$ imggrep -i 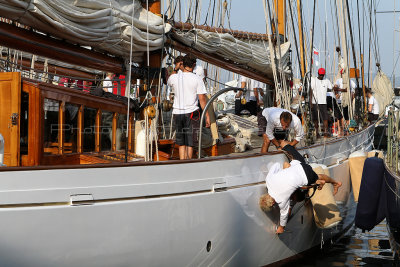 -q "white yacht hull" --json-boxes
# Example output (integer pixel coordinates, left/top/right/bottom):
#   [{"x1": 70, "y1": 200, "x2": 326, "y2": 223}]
[{"x1": 0, "y1": 126, "x2": 374, "y2": 266}]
